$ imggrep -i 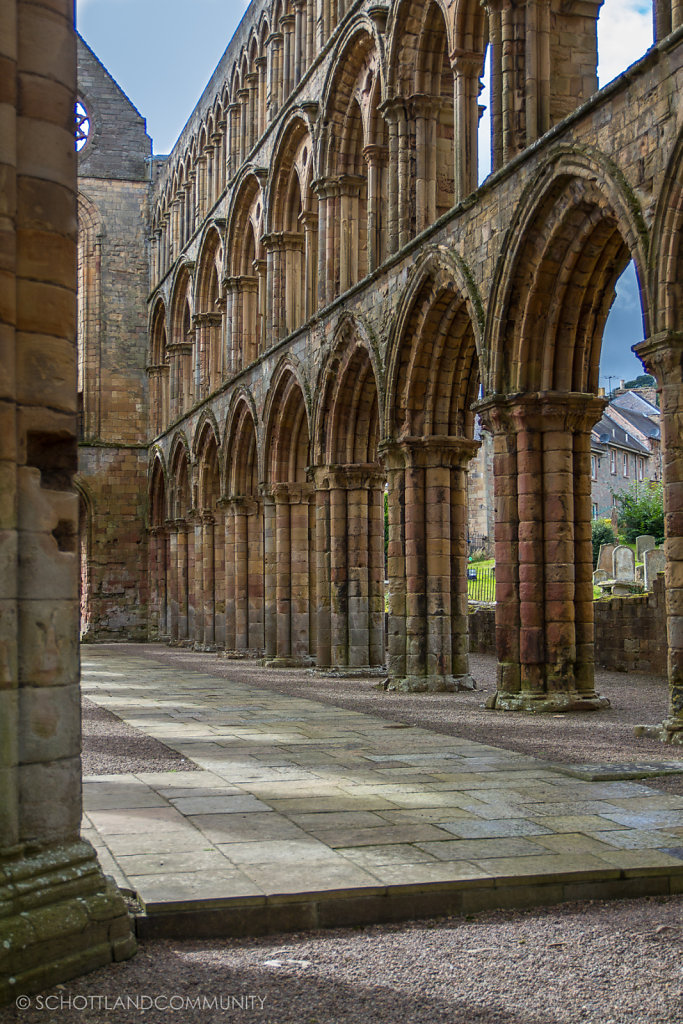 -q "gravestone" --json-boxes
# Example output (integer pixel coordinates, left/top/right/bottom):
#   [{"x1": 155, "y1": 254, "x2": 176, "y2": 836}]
[
  {"x1": 613, "y1": 545, "x2": 635, "y2": 581},
  {"x1": 593, "y1": 569, "x2": 609, "y2": 585},
  {"x1": 644, "y1": 548, "x2": 666, "y2": 590},
  {"x1": 597, "y1": 543, "x2": 615, "y2": 572},
  {"x1": 635, "y1": 564, "x2": 644, "y2": 582},
  {"x1": 636, "y1": 535, "x2": 656, "y2": 561}
]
